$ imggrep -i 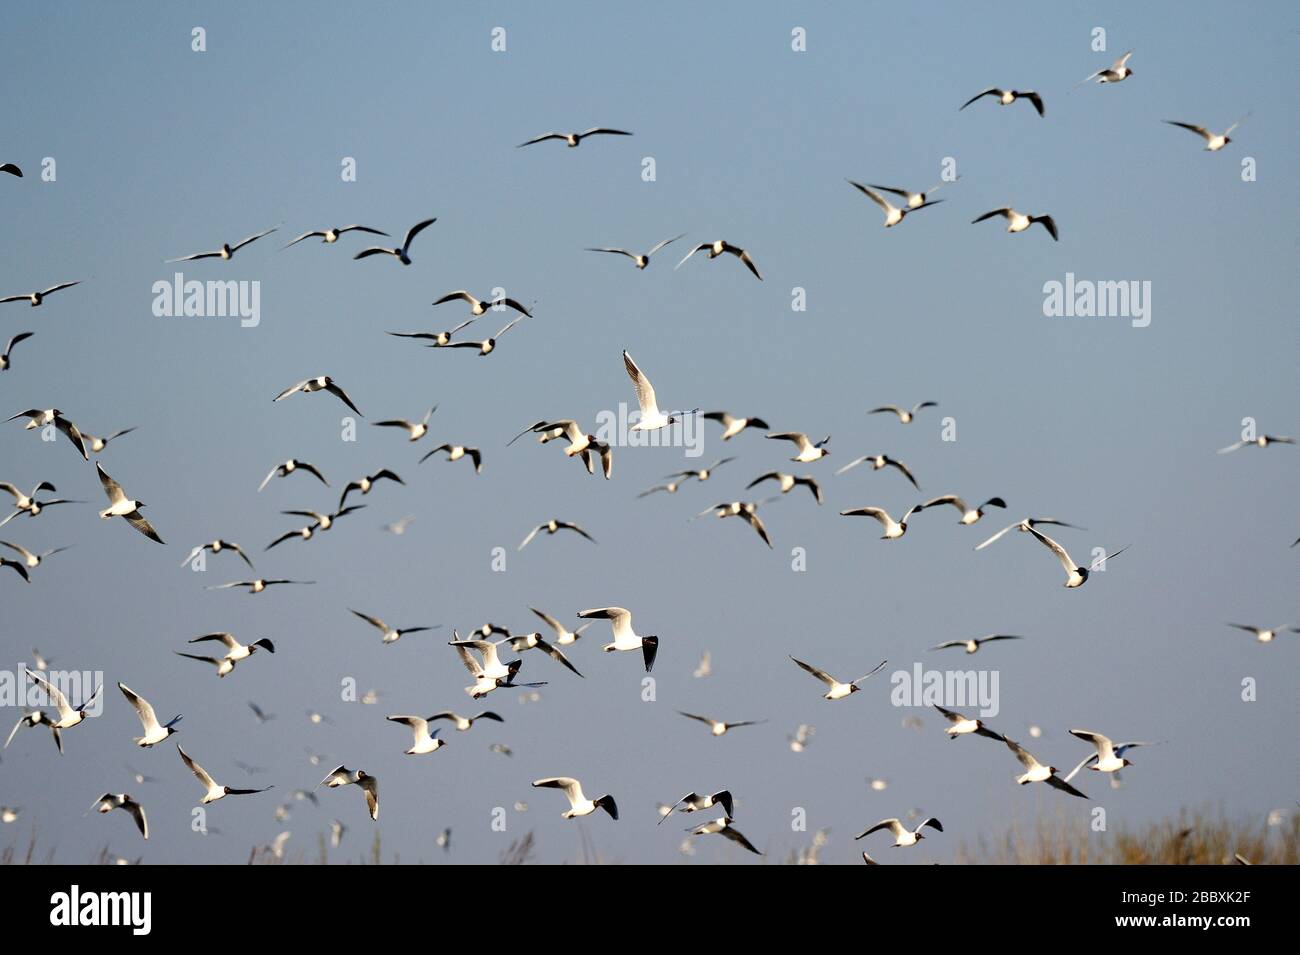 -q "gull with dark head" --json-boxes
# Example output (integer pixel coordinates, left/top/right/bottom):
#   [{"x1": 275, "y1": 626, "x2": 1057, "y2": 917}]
[
  {"x1": 8, "y1": 408, "x2": 88, "y2": 458},
  {"x1": 273, "y1": 376, "x2": 362, "y2": 416},
  {"x1": 0, "y1": 332, "x2": 33, "y2": 371},
  {"x1": 205, "y1": 578, "x2": 314, "y2": 595},
  {"x1": 578, "y1": 607, "x2": 659, "y2": 672},
  {"x1": 432, "y1": 290, "x2": 532, "y2": 318},
  {"x1": 789, "y1": 656, "x2": 887, "y2": 701},
  {"x1": 835, "y1": 453, "x2": 920, "y2": 490},
  {"x1": 767, "y1": 431, "x2": 830, "y2": 462},
  {"x1": 350, "y1": 609, "x2": 436, "y2": 646},
  {"x1": 622, "y1": 350, "x2": 696, "y2": 432},
  {"x1": 0, "y1": 281, "x2": 81, "y2": 307},
  {"x1": 352, "y1": 217, "x2": 435, "y2": 265},
  {"x1": 586, "y1": 233, "x2": 685, "y2": 269},
  {"x1": 27, "y1": 668, "x2": 100, "y2": 740},
  {"x1": 178, "y1": 745, "x2": 272, "y2": 803},
  {"x1": 676, "y1": 240, "x2": 762, "y2": 280},
  {"x1": 531, "y1": 607, "x2": 588, "y2": 646},
  {"x1": 518, "y1": 518, "x2": 596, "y2": 552},
  {"x1": 930, "y1": 634, "x2": 1023, "y2": 655},
  {"x1": 848, "y1": 180, "x2": 944, "y2": 227},
  {"x1": 258, "y1": 458, "x2": 328, "y2": 493},
  {"x1": 421, "y1": 443, "x2": 482, "y2": 471},
  {"x1": 387, "y1": 319, "x2": 477, "y2": 348},
  {"x1": 677, "y1": 712, "x2": 765, "y2": 737},
  {"x1": 933, "y1": 704, "x2": 1004, "y2": 740},
  {"x1": 921, "y1": 494, "x2": 1006, "y2": 525},
  {"x1": 972, "y1": 207, "x2": 1058, "y2": 241},
  {"x1": 531, "y1": 777, "x2": 618, "y2": 820},
  {"x1": 180, "y1": 539, "x2": 253, "y2": 570},
  {"x1": 430, "y1": 710, "x2": 503, "y2": 732},
  {"x1": 702, "y1": 410, "x2": 769, "y2": 440},
  {"x1": 167, "y1": 227, "x2": 276, "y2": 262},
  {"x1": 1075, "y1": 51, "x2": 1134, "y2": 88},
  {"x1": 960, "y1": 87, "x2": 1044, "y2": 116},
  {"x1": 95, "y1": 463, "x2": 163, "y2": 543},
  {"x1": 1024, "y1": 525, "x2": 1127, "y2": 588},
  {"x1": 91, "y1": 793, "x2": 148, "y2": 839},
  {"x1": 841, "y1": 503, "x2": 923, "y2": 540},
  {"x1": 118, "y1": 683, "x2": 182, "y2": 747},
  {"x1": 1164, "y1": 114, "x2": 1249, "y2": 152},
  {"x1": 338, "y1": 469, "x2": 403, "y2": 509},
  {"x1": 81, "y1": 427, "x2": 136, "y2": 454},
  {"x1": 445, "y1": 316, "x2": 524, "y2": 356},
  {"x1": 319, "y1": 766, "x2": 379, "y2": 820},
  {"x1": 373, "y1": 407, "x2": 435, "y2": 442},
  {"x1": 0, "y1": 540, "x2": 68, "y2": 571},
  {"x1": 688, "y1": 816, "x2": 761, "y2": 855},
  {"x1": 1218, "y1": 433, "x2": 1292, "y2": 453},
  {"x1": 747, "y1": 472, "x2": 822, "y2": 503},
  {"x1": 1063, "y1": 730, "x2": 1156, "y2": 782},
  {"x1": 385, "y1": 716, "x2": 447, "y2": 755},
  {"x1": 283, "y1": 224, "x2": 388, "y2": 249},
  {"x1": 1226, "y1": 622, "x2": 1297, "y2": 644},
  {"x1": 1003, "y1": 737, "x2": 1087, "y2": 798},
  {"x1": 508, "y1": 631, "x2": 583, "y2": 677},
  {"x1": 658, "y1": 790, "x2": 733, "y2": 824},
  {"x1": 856, "y1": 816, "x2": 943, "y2": 847},
  {"x1": 974, "y1": 517, "x2": 1084, "y2": 552},
  {"x1": 518, "y1": 127, "x2": 631, "y2": 149}
]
